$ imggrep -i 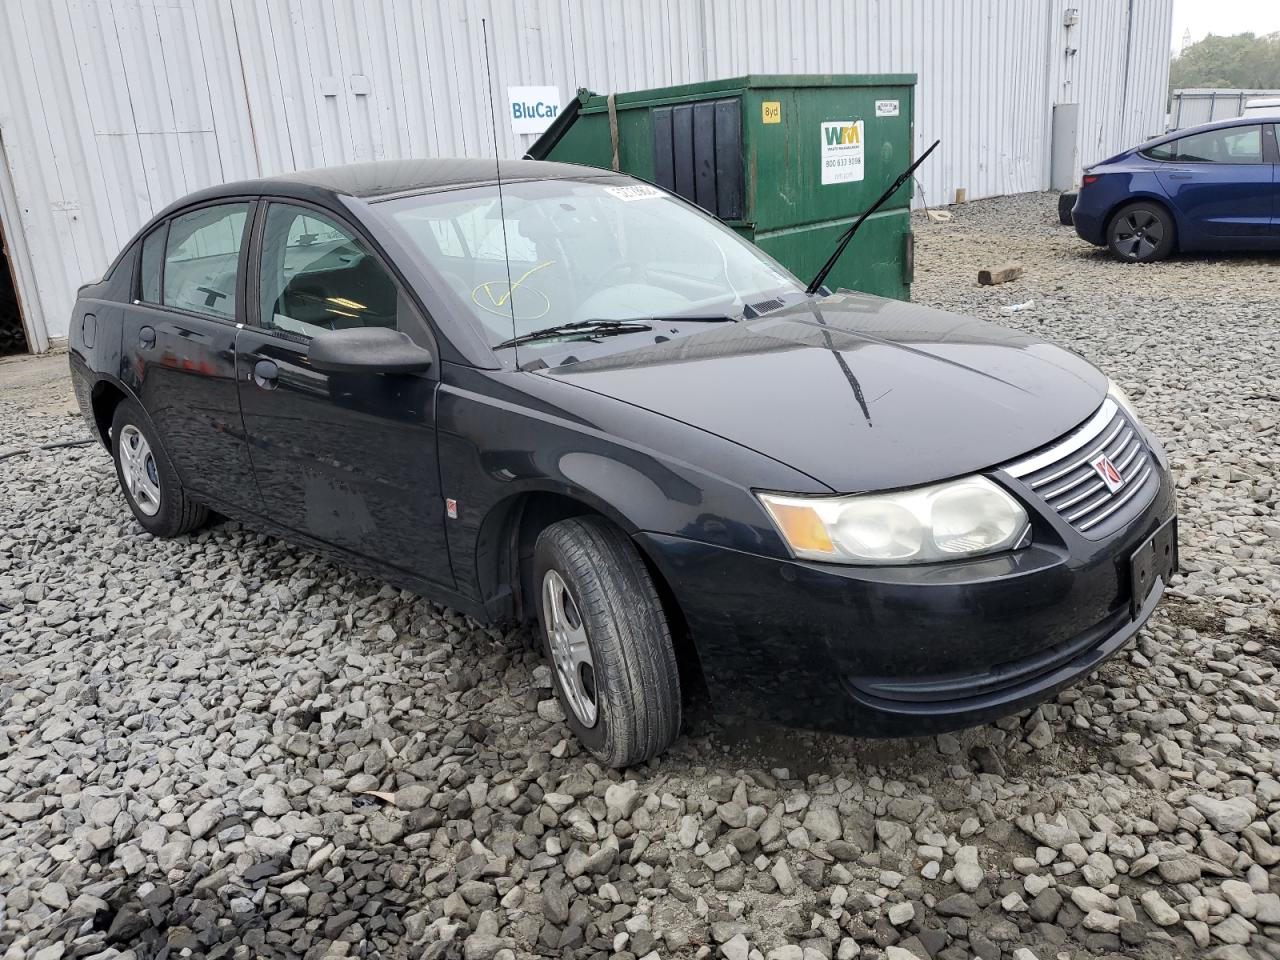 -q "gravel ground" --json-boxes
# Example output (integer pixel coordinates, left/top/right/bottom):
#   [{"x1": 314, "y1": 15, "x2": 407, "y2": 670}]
[{"x1": 2, "y1": 192, "x2": 1279, "y2": 960}]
